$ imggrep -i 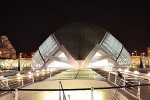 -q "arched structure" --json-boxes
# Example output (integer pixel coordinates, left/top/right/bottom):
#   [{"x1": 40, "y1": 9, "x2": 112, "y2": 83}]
[{"x1": 32, "y1": 22, "x2": 131, "y2": 69}]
